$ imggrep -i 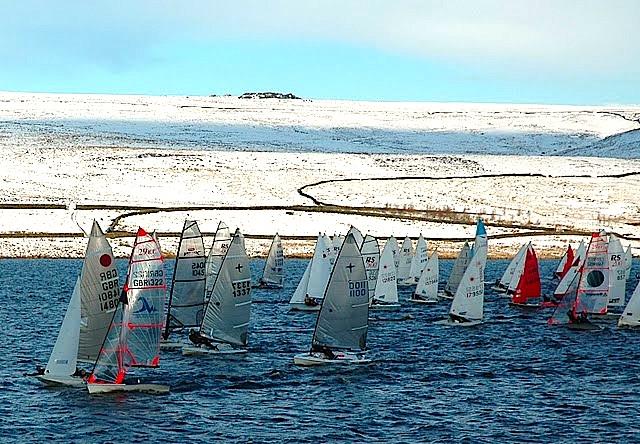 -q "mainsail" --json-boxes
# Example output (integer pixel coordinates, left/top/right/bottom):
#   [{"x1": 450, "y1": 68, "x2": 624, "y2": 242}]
[
  {"x1": 164, "y1": 220, "x2": 206, "y2": 337},
  {"x1": 407, "y1": 234, "x2": 428, "y2": 284},
  {"x1": 360, "y1": 235, "x2": 380, "y2": 302},
  {"x1": 312, "y1": 233, "x2": 368, "y2": 351},
  {"x1": 78, "y1": 220, "x2": 120, "y2": 363},
  {"x1": 449, "y1": 253, "x2": 484, "y2": 322},
  {"x1": 624, "y1": 245, "x2": 633, "y2": 280},
  {"x1": 89, "y1": 228, "x2": 166, "y2": 384},
  {"x1": 347, "y1": 226, "x2": 364, "y2": 249},
  {"x1": 374, "y1": 239, "x2": 398, "y2": 303},
  {"x1": 496, "y1": 243, "x2": 528, "y2": 291},
  {"x1": 608, "y1": 234, "x2": 626, "y2": 308},
  {"x1": 306, "y1": 234, "x2": 333, "y2": 300},
  {"x1": 619, "y1": 280, "x2": 640, "y2": 328},
  {"x1": 386, "y1": 236, "x2": 400, "y2": 270},
  {"x1": 414, "y1": 252, "x2": 439, "y2": 302},
  {"x1": 444, "y1": 241, "x2": 471, "y2": 296},
  {"x1": 576, "y1": 232, "x2": 609, "y2": 314},
  {"x1": 506, "y1": 243, "x2": 529, "y2": 295},
  {"x1": 555, "y1": 244, "x2": 575, "y2": 279},
  {"x1": 260, "y1": 233, "x2": 284, "y2": 287},
  {"x1": 205, "y1": 221, "x2": 231, "y2": 295},
  {"x1": 397, "y1": 236, "x2": 414, "y2": 282},
  {"x1": 471, "y1": 219, "x2": 488, "y2": 282},
  {"x1": 200, "y1": 230, "x2": 251, "y2": 346}
]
